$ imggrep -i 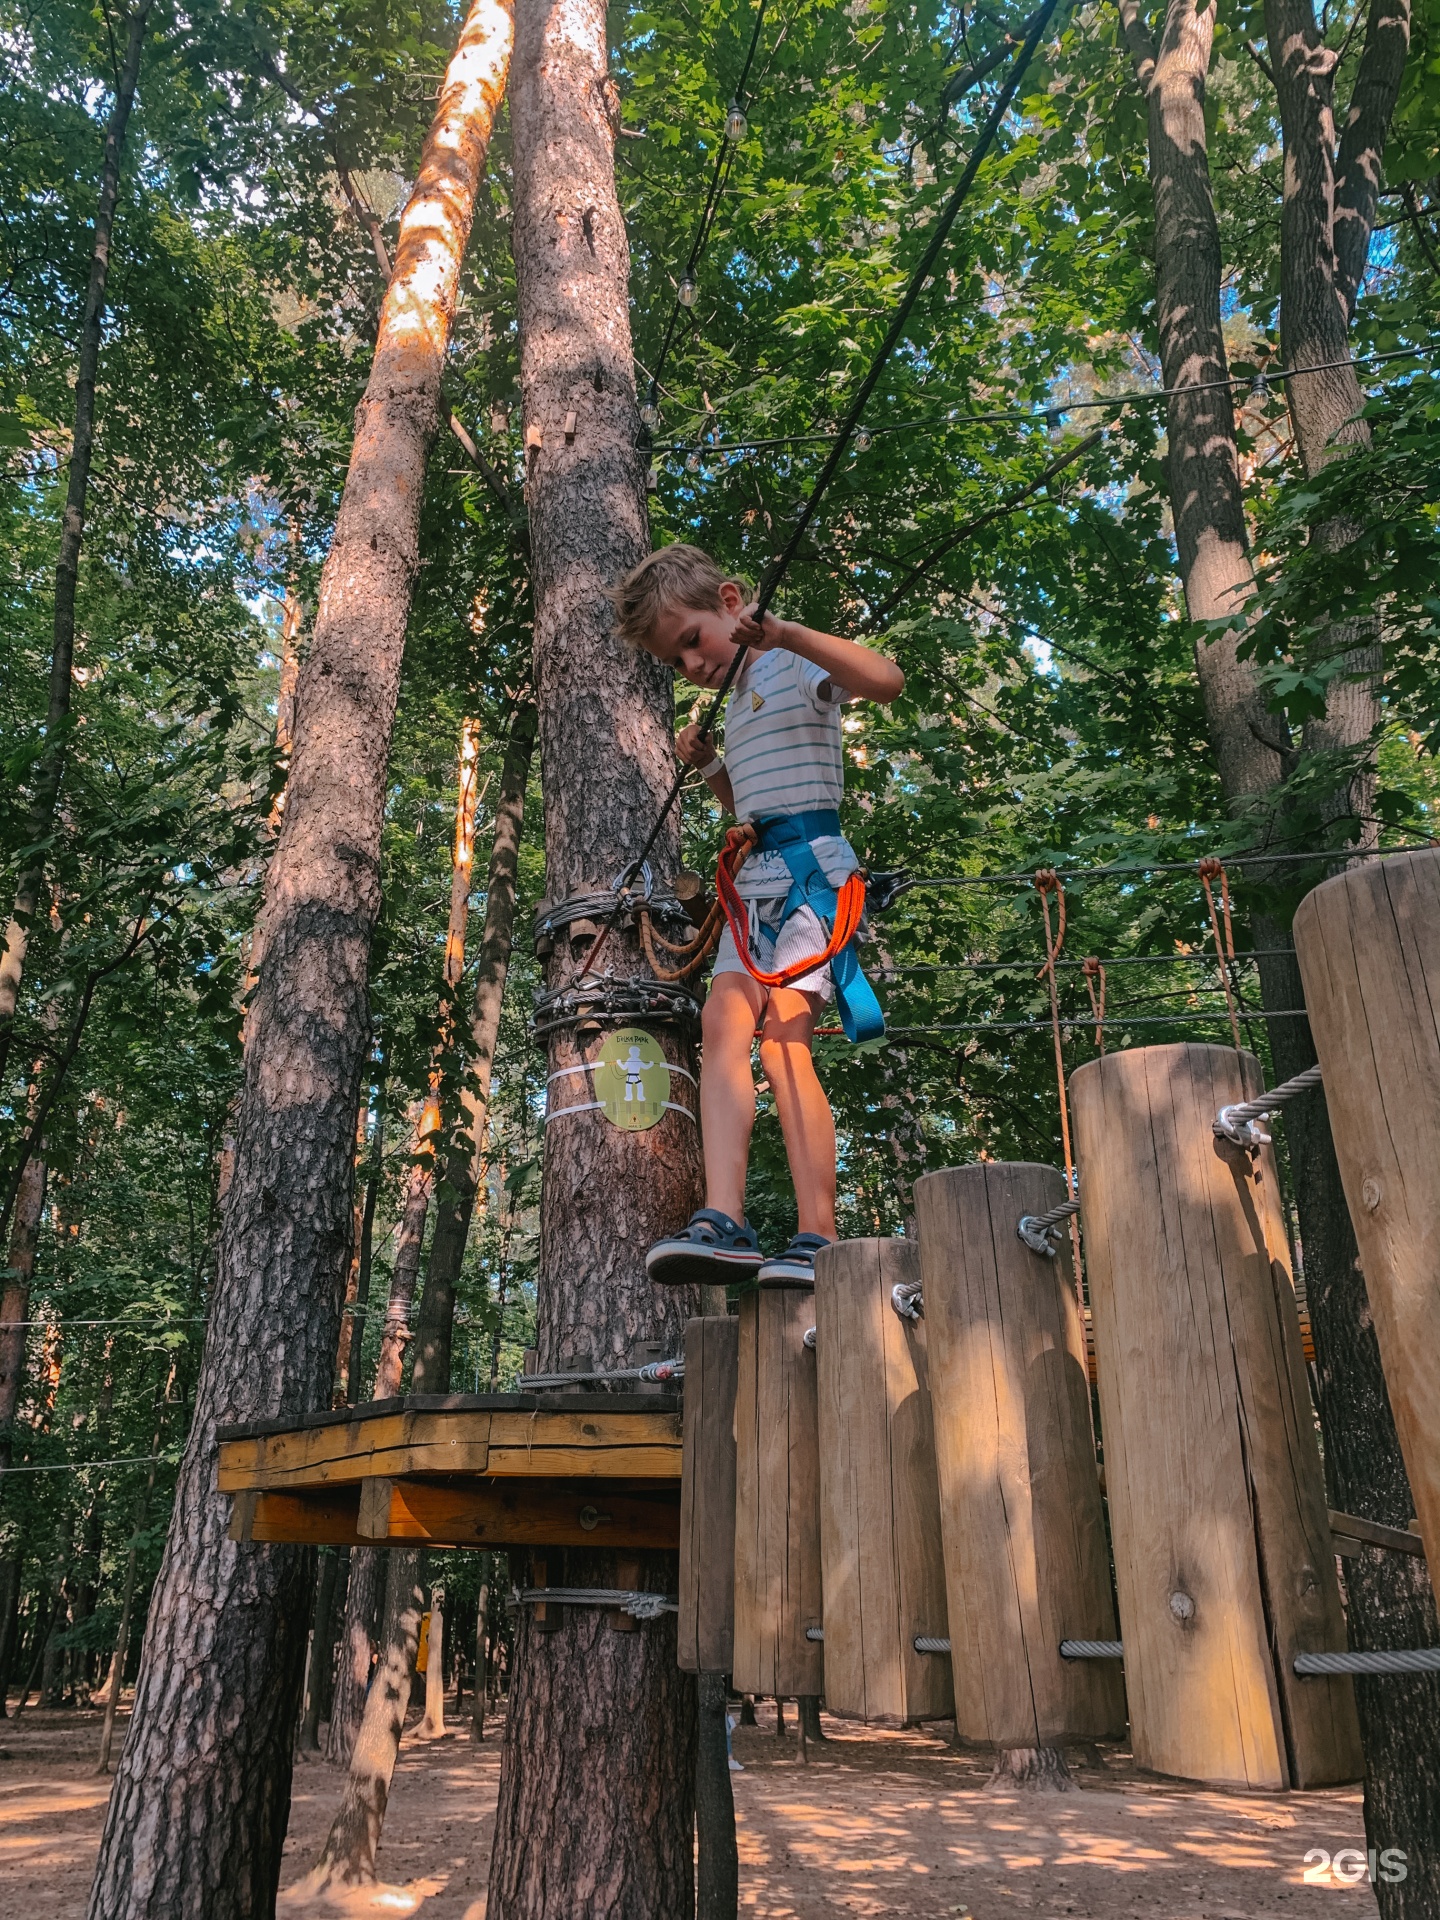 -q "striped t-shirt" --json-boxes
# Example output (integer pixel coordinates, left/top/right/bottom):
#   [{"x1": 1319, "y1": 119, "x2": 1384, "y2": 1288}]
[{"x1": 722, "y1": 647, "x2": 859, "y2": 899}]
